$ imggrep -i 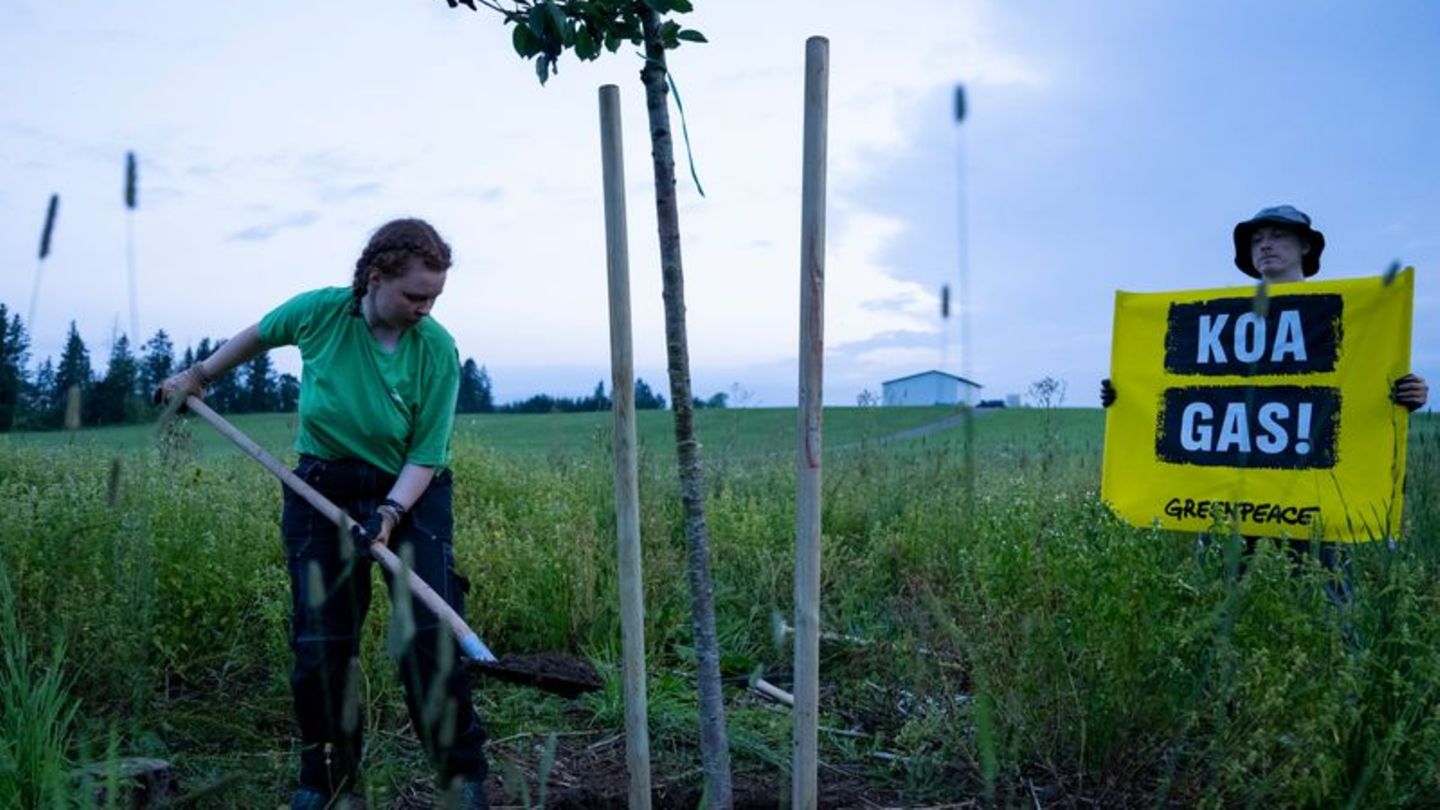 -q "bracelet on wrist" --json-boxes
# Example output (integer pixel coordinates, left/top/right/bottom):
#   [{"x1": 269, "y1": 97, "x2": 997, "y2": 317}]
[
  {"x1": 189, "y1": 362, "x2": 214, "y2": 388},
  {"x1": 378, "y1": 501, "x2": 405, "y2": 529},
  {"x1": 377, "y1": 507, "x2": 400, "y2": 529}
]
